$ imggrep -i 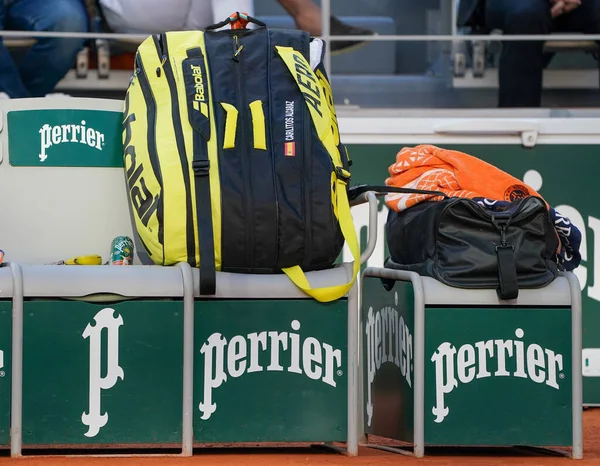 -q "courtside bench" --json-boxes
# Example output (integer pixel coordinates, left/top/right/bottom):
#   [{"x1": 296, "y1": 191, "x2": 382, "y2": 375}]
[
  {"x1": 0, "y1": 97, "x2": 378, "y2": 457},
  {"x1": 0, "y1": 265, "x2": 15, "y2": 449},
  {"x1": 360, "y1": 267, "x2": 583, "y2": 459}
]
